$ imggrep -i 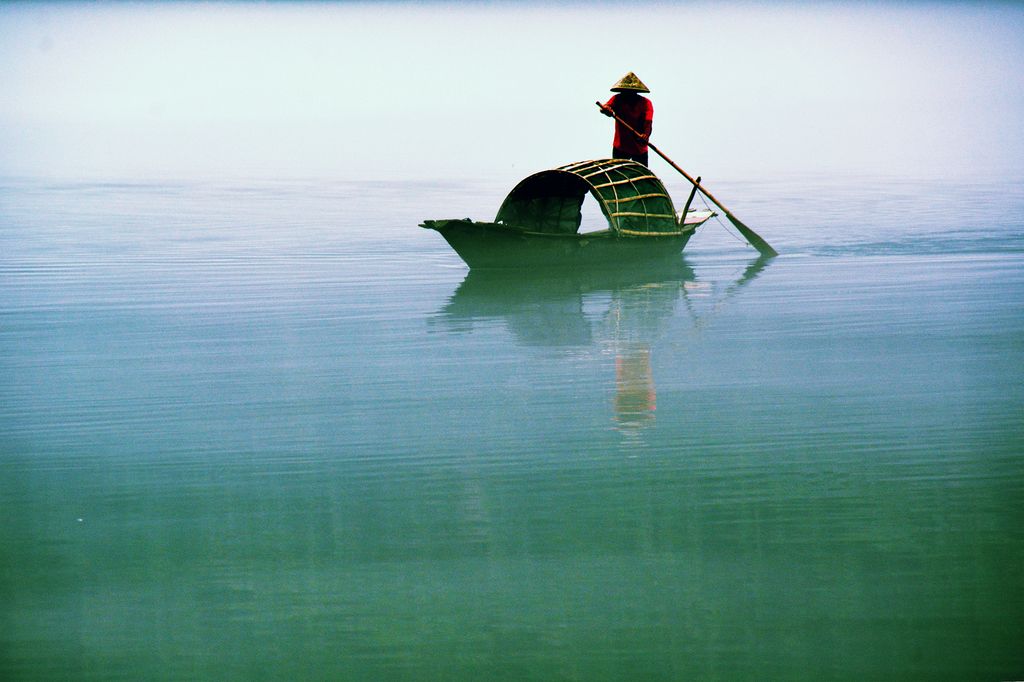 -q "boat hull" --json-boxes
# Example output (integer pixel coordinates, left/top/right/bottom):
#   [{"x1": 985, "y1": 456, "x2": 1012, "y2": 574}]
[{"x1": 421, "y1": 219, "x2": 695, "y2": 270}]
